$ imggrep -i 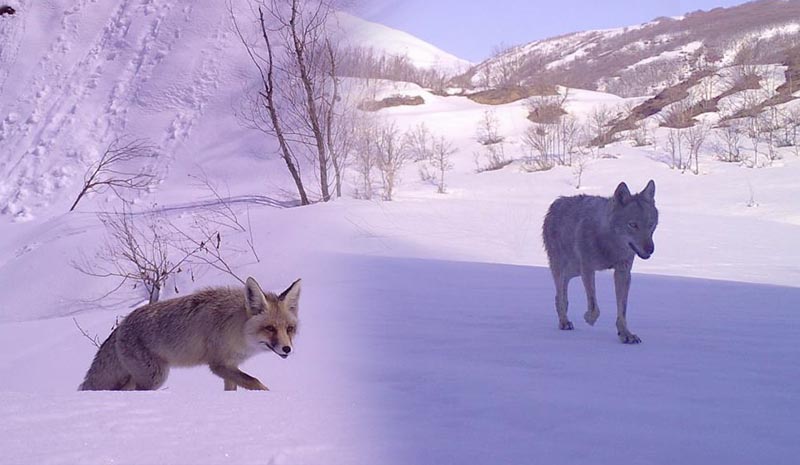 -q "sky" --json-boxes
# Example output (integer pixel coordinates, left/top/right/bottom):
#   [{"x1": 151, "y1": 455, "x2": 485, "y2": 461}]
[{"x1": 346, "y1": 0, "x2": 750, "y2": 62}]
